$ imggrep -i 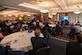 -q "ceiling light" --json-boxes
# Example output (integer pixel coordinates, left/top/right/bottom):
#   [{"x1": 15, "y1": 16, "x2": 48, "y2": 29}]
[
  {"x1": 19, "y1": 17, "x2": 23, "y2": 20},
  {"x1": 27, "y1": 14, "x2": 31, "y2": 16},
  {"x1": 3, "y1": 15, "x2": 7, "y2": 17},
  {"x1": 8, "y1": 14, "x2": 12, "y2": 16},
  {"x1": 73, "y1": 11, "x2": 81, "y2": 14},
  {"x1": 52, "y1": 12, "x2": 57, "y2": 15},
  {"x1": 73, "y1": 5, "x2": 82, "y2": 14},
  {"x1": 40, "y1": 9, "x2": 49, "y2": 13}
]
